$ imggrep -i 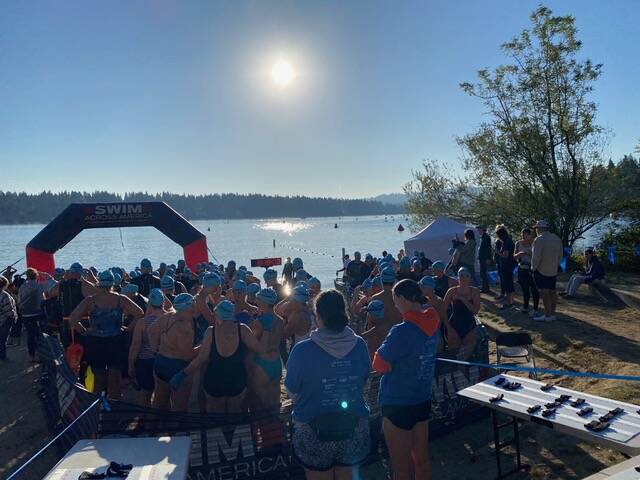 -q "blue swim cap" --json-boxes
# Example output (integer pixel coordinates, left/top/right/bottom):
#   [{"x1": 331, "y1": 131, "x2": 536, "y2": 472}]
[
  {"x1": 160, "y1": 275, "x2": 174, "y2": 290},
  {"x1": 233, "y1": 280, "x2": 247, "y2": 292},
  {"x1": 380, "y1": 266, "x2": 396, "y2": 285},
  {"x1": 292, "y1": 257, "x2": 303, "y2": 270},
  {"x1": 113, "y1": 273, "x2": 122, "y2": 286},
  {"x1": 173, "y1": 293, "x2": 194, "y2": 312},
  {"x1": 257, "y1": 288, "x2": 278, "y2": 305},
  {"x1": 202, "y1": 272, "x2": 222, "y2": 287},
  {"x1": 384, "y1": 254, "x2": 394, "y2": 263},
  {"x1": 263, "y1": 269, "x2": 278, "y2": 281},
  {"x1": 246, "y1": 283, "x2": 260, "y2": 296},
  {"x1": 307, "y1": 277, "x2": 321, "y2": 288},
  {"x1": 54, "y1": 267, "x2": 65, "y2": 276},
  {"x1": 215, "y1": 300, "x2": 235, "y2": 321},
  {"x1": 362, "y1": 278, "x2": 373, "y2": 290},
  {"x1": 292, "y1": 284, "x2": 309, "y2": 303},
  {"x1": 366, "y1": 299, "x2": 385, "y2": 319},
  {"x1": 236, "y1": 270, "x2": 247, "y2": 281},
  {"x1": 432, "y1": 261, "x2": 446, "y2": 271},
  {"x1": 372, "y1": 275, "x2": 383, "y2": 289},
  {"x1": 399, "y1": 256, "x2": 411, "y2": 269},
  {"x1": 121, "y1": 283, "x2": 138, "y2": 294},
  {"x1": 148, "y1": 288, "x2": 165, "y2": 307},
  {"x1": 412, "y1": 259, "x2": 421, "y2": 269},
  {"x1": 177, "y1": 259, "x2": 185, "y2": 267},
  {"x1": 419, "y1": 276, "x2": 436, "y2": 289},
  {"x1": 295, "y1": 269, "x2": 309, "y2": 282},
  {"x1": 69, "y1": 262, "x2": 83, "y2": 274},
  {"x1": 129, "y1": 270, "x2": 139, "y2": 279},
  {"x1": 378, "y1": 261, "x2": 390, "y2": 272},
  {"x1": 160, "y1": 262, "x2": 167, "y2": 269},
  {"x1": 239, "y1": 265, "x2": 247, "y2": 272},
  {"x1": 140, "y1": 258, "x2": 152, "y2": 270},
  {"x1": 98, "y1": 270, "x2": 114, "y2": 287}
]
